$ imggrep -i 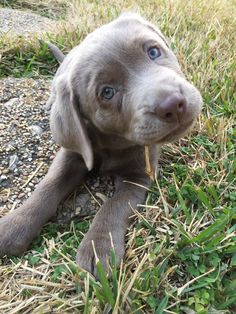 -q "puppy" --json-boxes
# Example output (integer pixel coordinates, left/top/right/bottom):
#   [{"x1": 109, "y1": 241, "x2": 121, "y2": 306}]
[{"x1": 0, "y1": 13, "x2": 202, "y2": 277}]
